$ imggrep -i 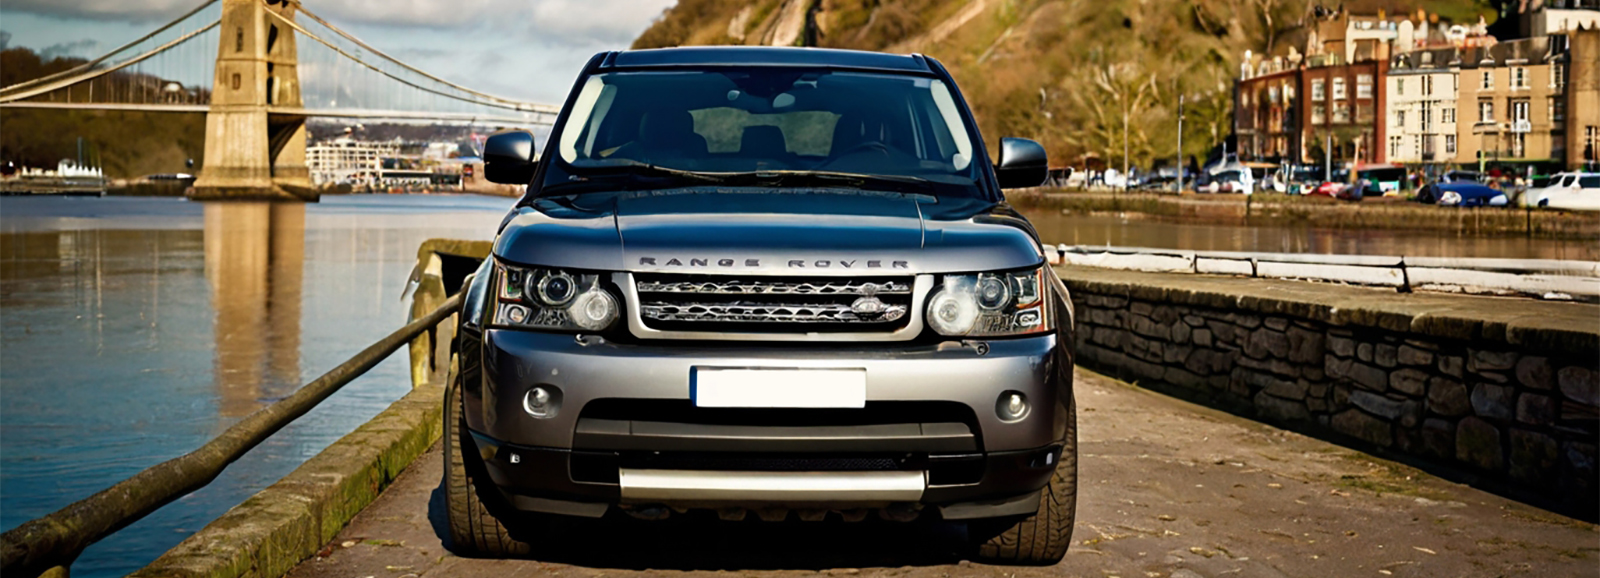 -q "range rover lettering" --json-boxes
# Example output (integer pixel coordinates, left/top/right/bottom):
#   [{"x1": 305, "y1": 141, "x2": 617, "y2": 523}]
[{"x1": 448, "y1": 46, "x2": 1077, "y2": 565}]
